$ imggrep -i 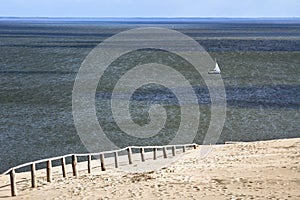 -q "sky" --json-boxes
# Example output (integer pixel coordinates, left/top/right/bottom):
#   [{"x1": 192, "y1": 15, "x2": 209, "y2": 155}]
[{"x1": 0, "y1": 0, "x2": 299, "y2": 18}]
